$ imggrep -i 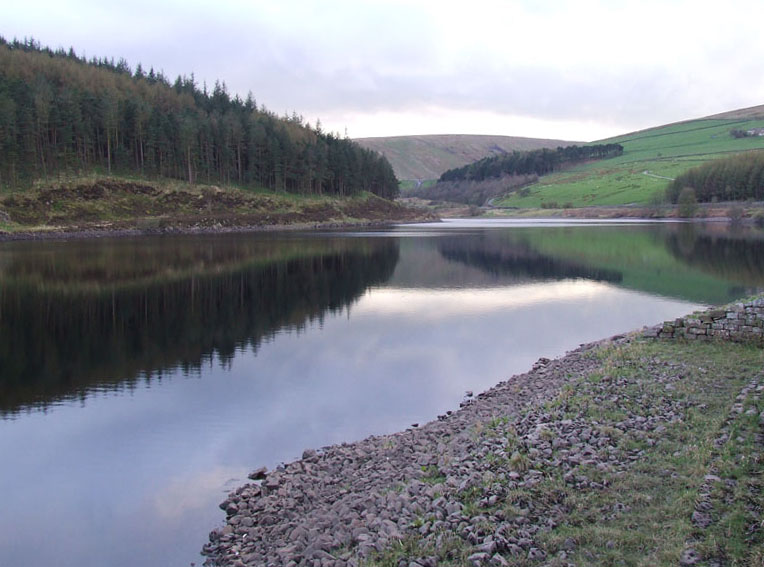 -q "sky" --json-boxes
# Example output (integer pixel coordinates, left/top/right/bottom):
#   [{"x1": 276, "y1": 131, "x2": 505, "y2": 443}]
[{"x1": 4, "y1": 0, "x2": 764, "y2": 142}]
